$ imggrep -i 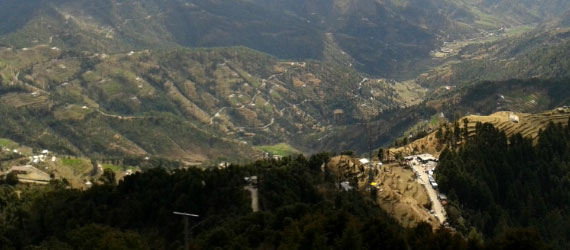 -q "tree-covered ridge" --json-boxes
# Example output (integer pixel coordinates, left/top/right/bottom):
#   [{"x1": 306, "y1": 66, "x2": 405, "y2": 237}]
[
  {"x1": 419, "y1": 28, "x2": 570, "y2": 86},
  {"x1": 0, "y1": 153, "x2": 551, "y2": 250},
  {"x1": 426, "y1": 78, "x2": 570, "y2": 117},
  {"x1": 436, "y1": 120, "x2": 570, "y2": 250}
]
